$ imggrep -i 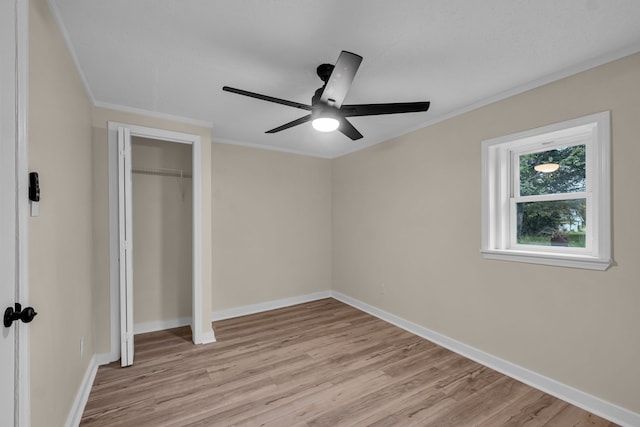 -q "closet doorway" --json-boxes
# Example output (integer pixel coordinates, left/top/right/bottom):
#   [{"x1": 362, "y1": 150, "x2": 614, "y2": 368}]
[
  {"x1": 108, "y1": 122, "x2": 208, "y2": 367},
  {"x1": 131, "y1": 136, "x2": 193, "y2": 339}
]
